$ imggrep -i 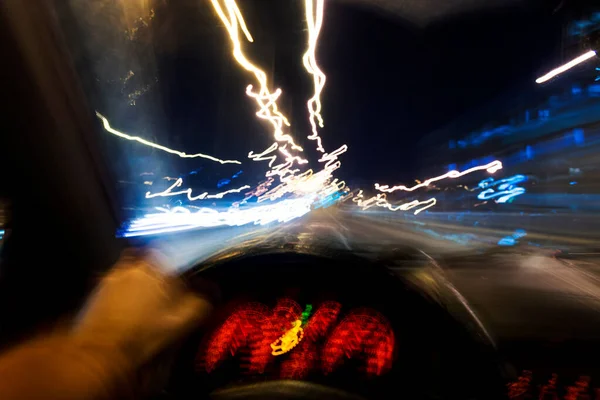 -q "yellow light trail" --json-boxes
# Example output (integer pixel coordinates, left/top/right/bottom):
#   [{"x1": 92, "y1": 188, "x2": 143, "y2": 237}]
[
  {"x1": 145, "y1": 178, "x2": 250, "y2": 201},
  {"x1": 96, "y1": 112, "x2": 241, "y2": 164},
  {"x1": 210, "y1": 0, "x2": 304, "y2": 153},
  {"x1": 302, "y1": 0, "x2": 326, "y2": 153},
  {"x1": 375, "y1": 160, "x2": 502, "y2": 193}
]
